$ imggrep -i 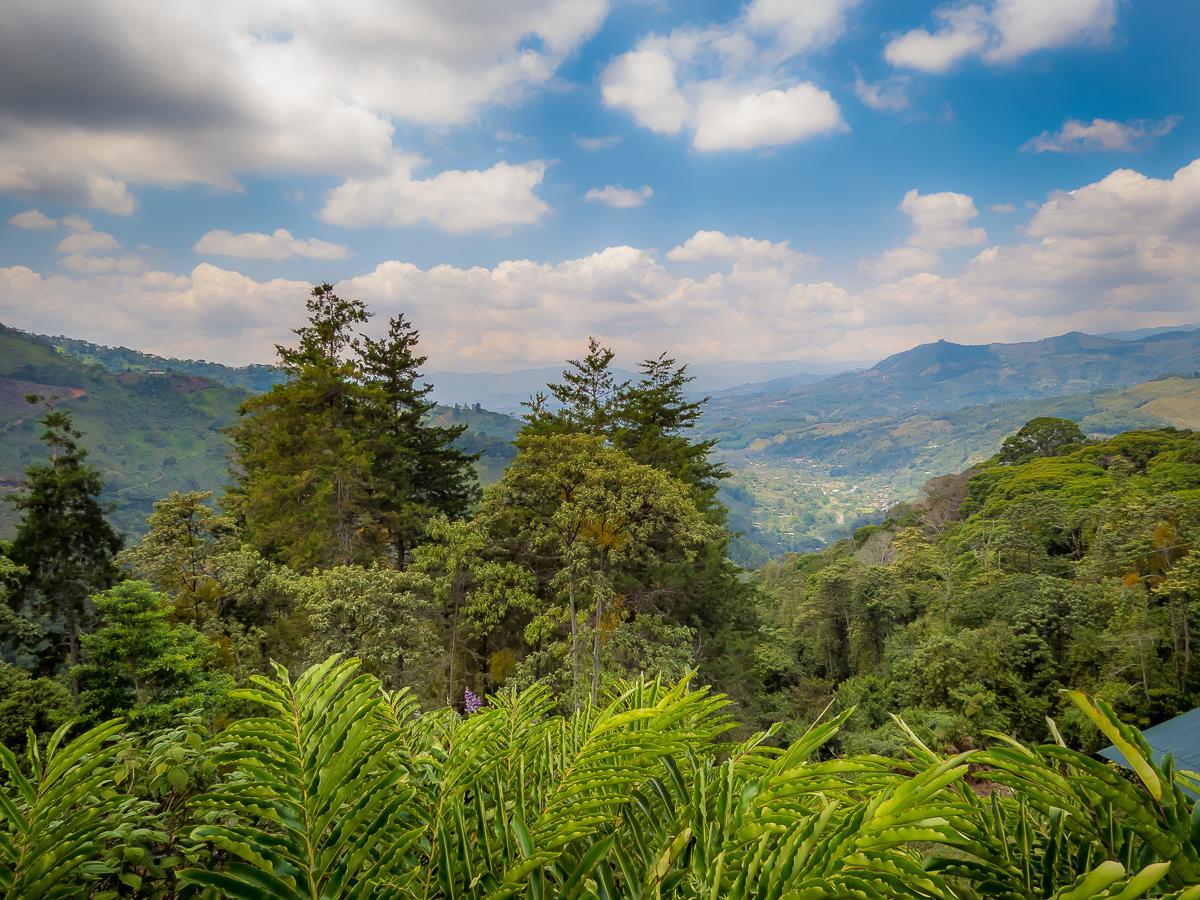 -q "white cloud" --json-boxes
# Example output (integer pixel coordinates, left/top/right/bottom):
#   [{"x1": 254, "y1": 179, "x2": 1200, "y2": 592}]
[
  {"x1": 667, "y1": 230, "x2": 816, "y2": 269},
  {"x1": 1025, "y1": 158, "x2": 1200, "y2": 240},
  {"x1": 988, "y1": 0, "x2": 1117, "y2": 62},
  {"x1": 884, "y1": 5, "x2": 990, "y2": 73},
  {"x1": 852, "y1": 74, "x2": 911, "y2": 113},
  {"x1": 47, "y1": 213, "x2": 146, "y2": 272},
  {"x1": 194, "y1": 228, "x2": 350, "y2": 260},
  {"x1": 59, "y1": 253, "x2": 145, "y2": 274},
  {"x1": 600, "y1": 45, "x2": 690, "y2": 135},
  {"x1": 574, "y1": 134, "x2": 623, "y2": 151},
  {"x1": 859, "y1": 246, "x2": 940, "y2": 281},
  {"x1": 990, "y1": 203, "x2": 1016, "y2": 213},
  {"x1": 1022, "y1": 116, "x2": 1181, "y2": 153},
  {"x1": 600, "y1": 0, "x2": 851, "y2": 151},
  {"x1": 0, "y1": 0, "x2": 608, "y2": 210},
  {"x1": 861, "y1": 188, "x2": 986, "y2": 279},
  {"x1": 742, "y1": 0, "x2": 859, "y2": 52},
  {"x1": 901, "y1": 189, "x2": 987, "y2": 249},
  {"x1": 886, "y1": 0, "x2": 1117, "y2": 73},
  {"x1": 62, "y1": 214, "x2": 93, "y2": 233},
  {"x1": 585, "y1": 184, "x2": 653, "y2": 208},
  {"x1": 5, "y1": 159, "x2": 1198, "y2": 370},
  {"x1": 319, "y1": 155, "x2": 550, "y2": 233},
  {"x1": 7, "y1": 209, "x2": 57, "y2": 230},
  {"x1": 691, "y1": 83, "x2": 845, "y2": 152},
  {"x1": 57, "y1": 229, "x2": 119, "y2": 255}
]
